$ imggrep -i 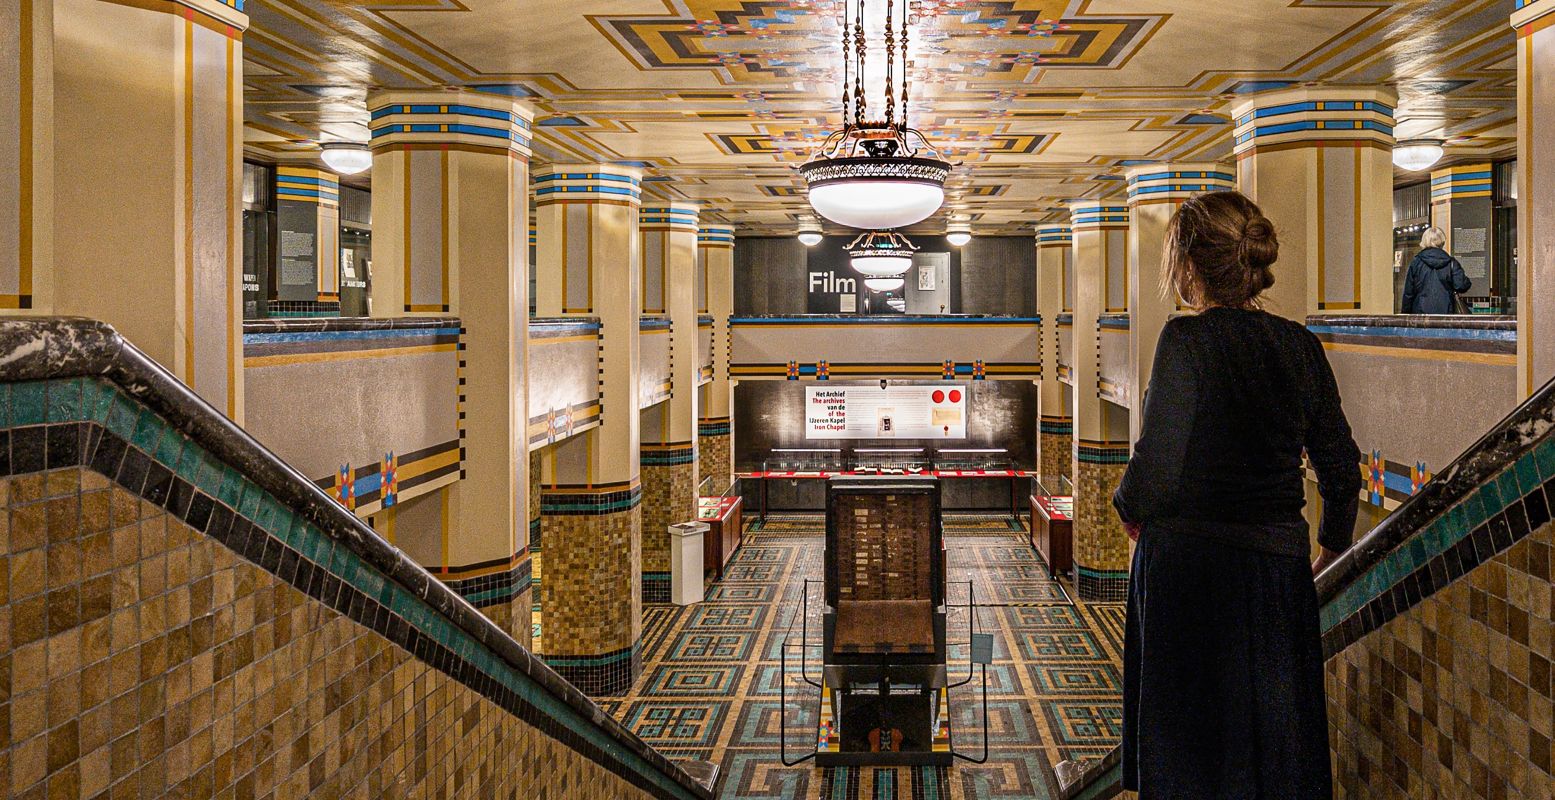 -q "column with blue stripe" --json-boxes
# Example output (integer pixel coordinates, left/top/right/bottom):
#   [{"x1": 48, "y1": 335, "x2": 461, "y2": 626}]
[
  {"x1": 533, "y1": 163, "x2": 648, "y2": 695},
  {"x1": 365, "y1": 89, "x2": 537, "y2": 649},
  {"x1": 1231, "y1": 87, "x2": 1397, "y2": 318}
]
